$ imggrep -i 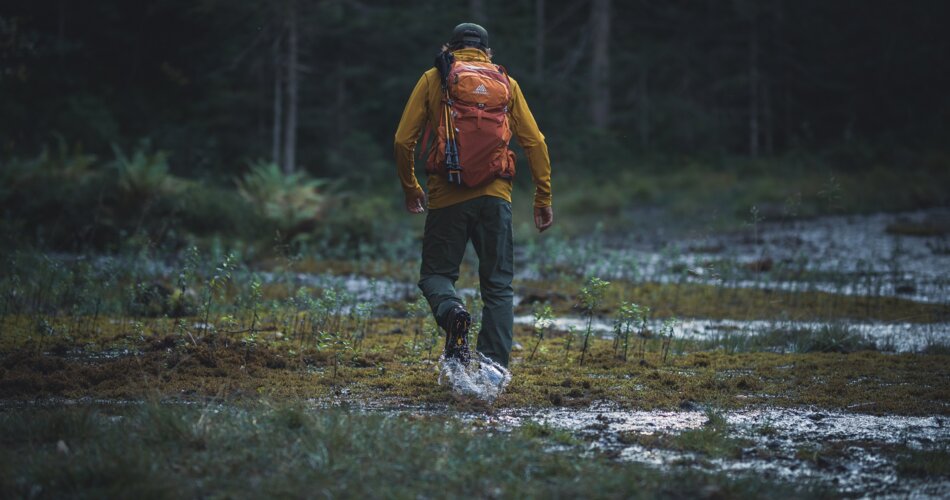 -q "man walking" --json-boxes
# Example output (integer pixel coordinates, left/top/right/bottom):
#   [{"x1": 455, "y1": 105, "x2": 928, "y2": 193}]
[{"x1": 394, "y1": 23, "x2": 553, "y2": 369}]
